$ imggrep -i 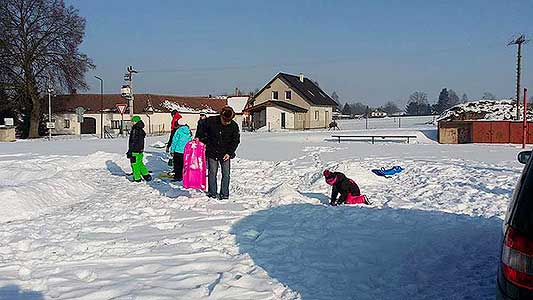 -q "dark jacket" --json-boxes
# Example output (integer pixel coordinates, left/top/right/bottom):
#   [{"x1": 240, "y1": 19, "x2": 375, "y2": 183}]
[
  {"x1": 196, "y1": 116, "x2": 240, "y2": 160},
  {"x1": 330, "y1": 172, "x2": 360, "y2": 205},
  {"x1": 128, "y1": 121, "x2": 146, "y2": 153}
]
